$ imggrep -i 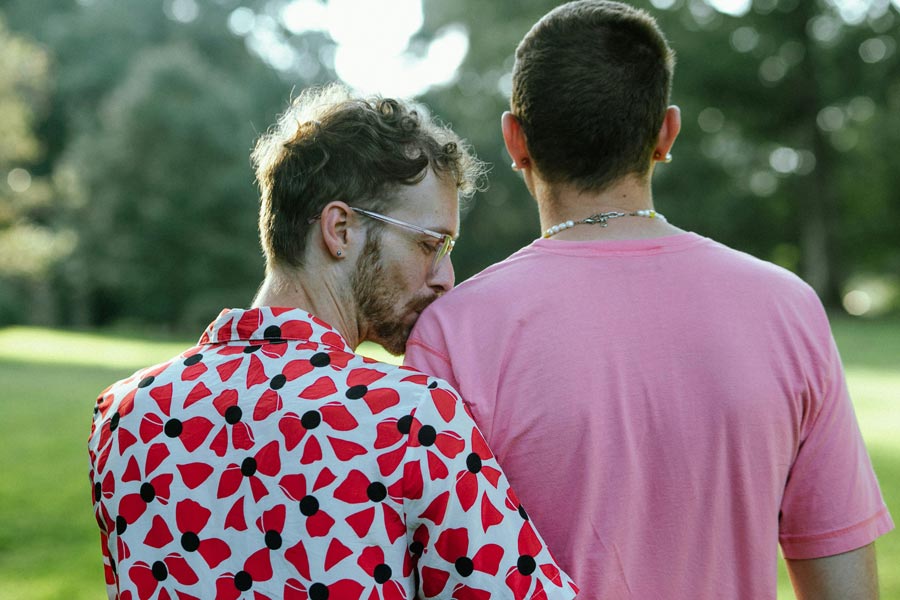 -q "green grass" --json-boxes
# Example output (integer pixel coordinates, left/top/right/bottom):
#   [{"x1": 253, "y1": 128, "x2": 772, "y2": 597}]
[{"x1": 0, "y1": 318, "x2": 896, "y2": 599}]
